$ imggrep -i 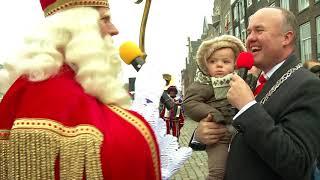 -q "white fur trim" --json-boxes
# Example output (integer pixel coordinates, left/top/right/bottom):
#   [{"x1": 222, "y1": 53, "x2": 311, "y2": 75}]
[{"x1": 196, "y1": 35, "x2": 246, "y2": 75}]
